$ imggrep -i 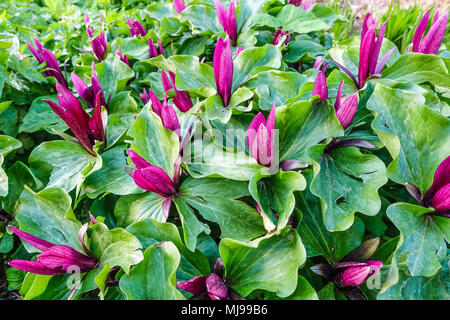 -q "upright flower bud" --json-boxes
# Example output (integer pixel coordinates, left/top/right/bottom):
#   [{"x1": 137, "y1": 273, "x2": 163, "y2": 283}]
[
  {"x1": 334, "y1": 260, "x2": 382, "y2": 287},
  {"x1": 148, "y1": 39, "x2": 164, "y2": 58},
  {"x1": 247, "y1": 103, "x2": 276, "y2": 167},
  {"x1": 335, "y1": 81, "x2": 359, "y2": 129},
  {"x1": 173, "y1": 0, "x2": 186, "y2": 14},
  {"x1": 127, "y1": 19, "x2": 146, "y2": 37},
  {"x1": 412, "y1": 10, "x2": 449, "y2": 54},
  {"x1": 313, "y1": 57, "x2": 329, "y2": 73},
  {"x1": 161, "y1": 70, "x2": 193, "y2": 112},
  {"x1": 116, "y1": 45, "x2": 129, "y2": 66},
  {"x1": 312, "y1": 71, "x2": 328, "y2": 101},
  {"x1": 214, "y1": 0, "x2": 238, "y2": 46},
  {"x1": 423, "y1": 156, "x2": 450, "y2": 214},
  {"x1": 213, "y1": 36, "x2": 233, "y2": 107}
]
